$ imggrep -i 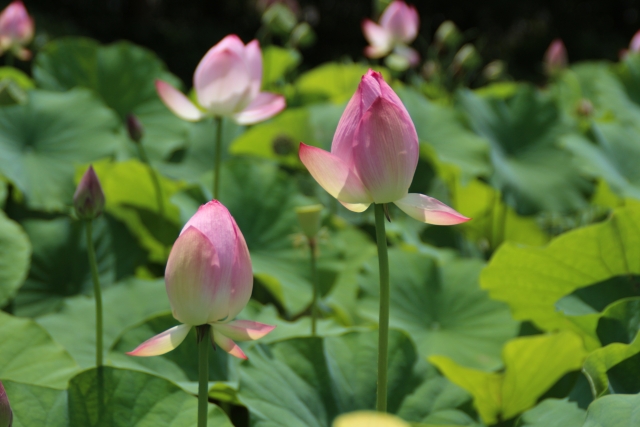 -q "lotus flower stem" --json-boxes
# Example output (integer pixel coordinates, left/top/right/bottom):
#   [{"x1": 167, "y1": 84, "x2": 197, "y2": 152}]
[
  {"x1": 374, "y1": 203, "x2": 390, "y2": 412},
  {"x1": 213, "y1": 116, "x2": 223, "y2": 200},
  {"x1": 136, "y1": 142, "x2": 166, "y2": 222},
  {"x1": 197, "y1": 324, "x2": 211, "y2": 427},
  {"x1": 85, "y1": 219, "x2": 103, "y2": 368},
  {"x1": 309, "y1": 239, "x2": 318, "y2": 335}
]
